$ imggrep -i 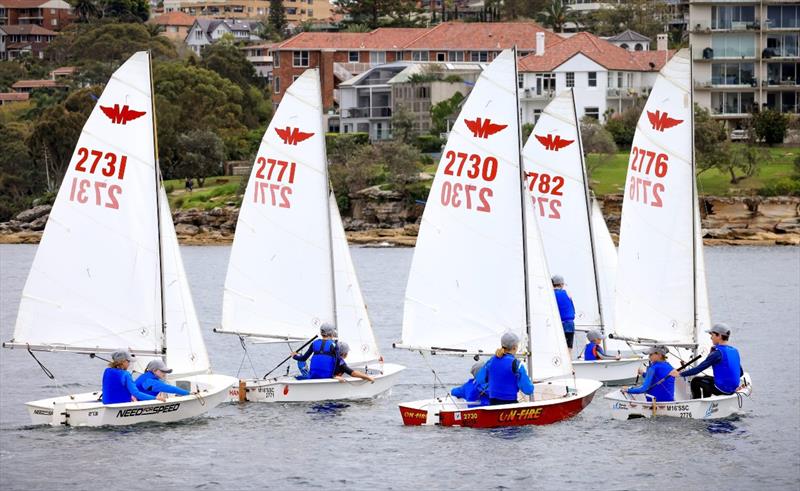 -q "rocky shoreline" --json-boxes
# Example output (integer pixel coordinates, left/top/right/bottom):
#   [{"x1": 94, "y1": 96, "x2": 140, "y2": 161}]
[{"x1": 1, "y1": 195, "x2": 798, "y2": 246}]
